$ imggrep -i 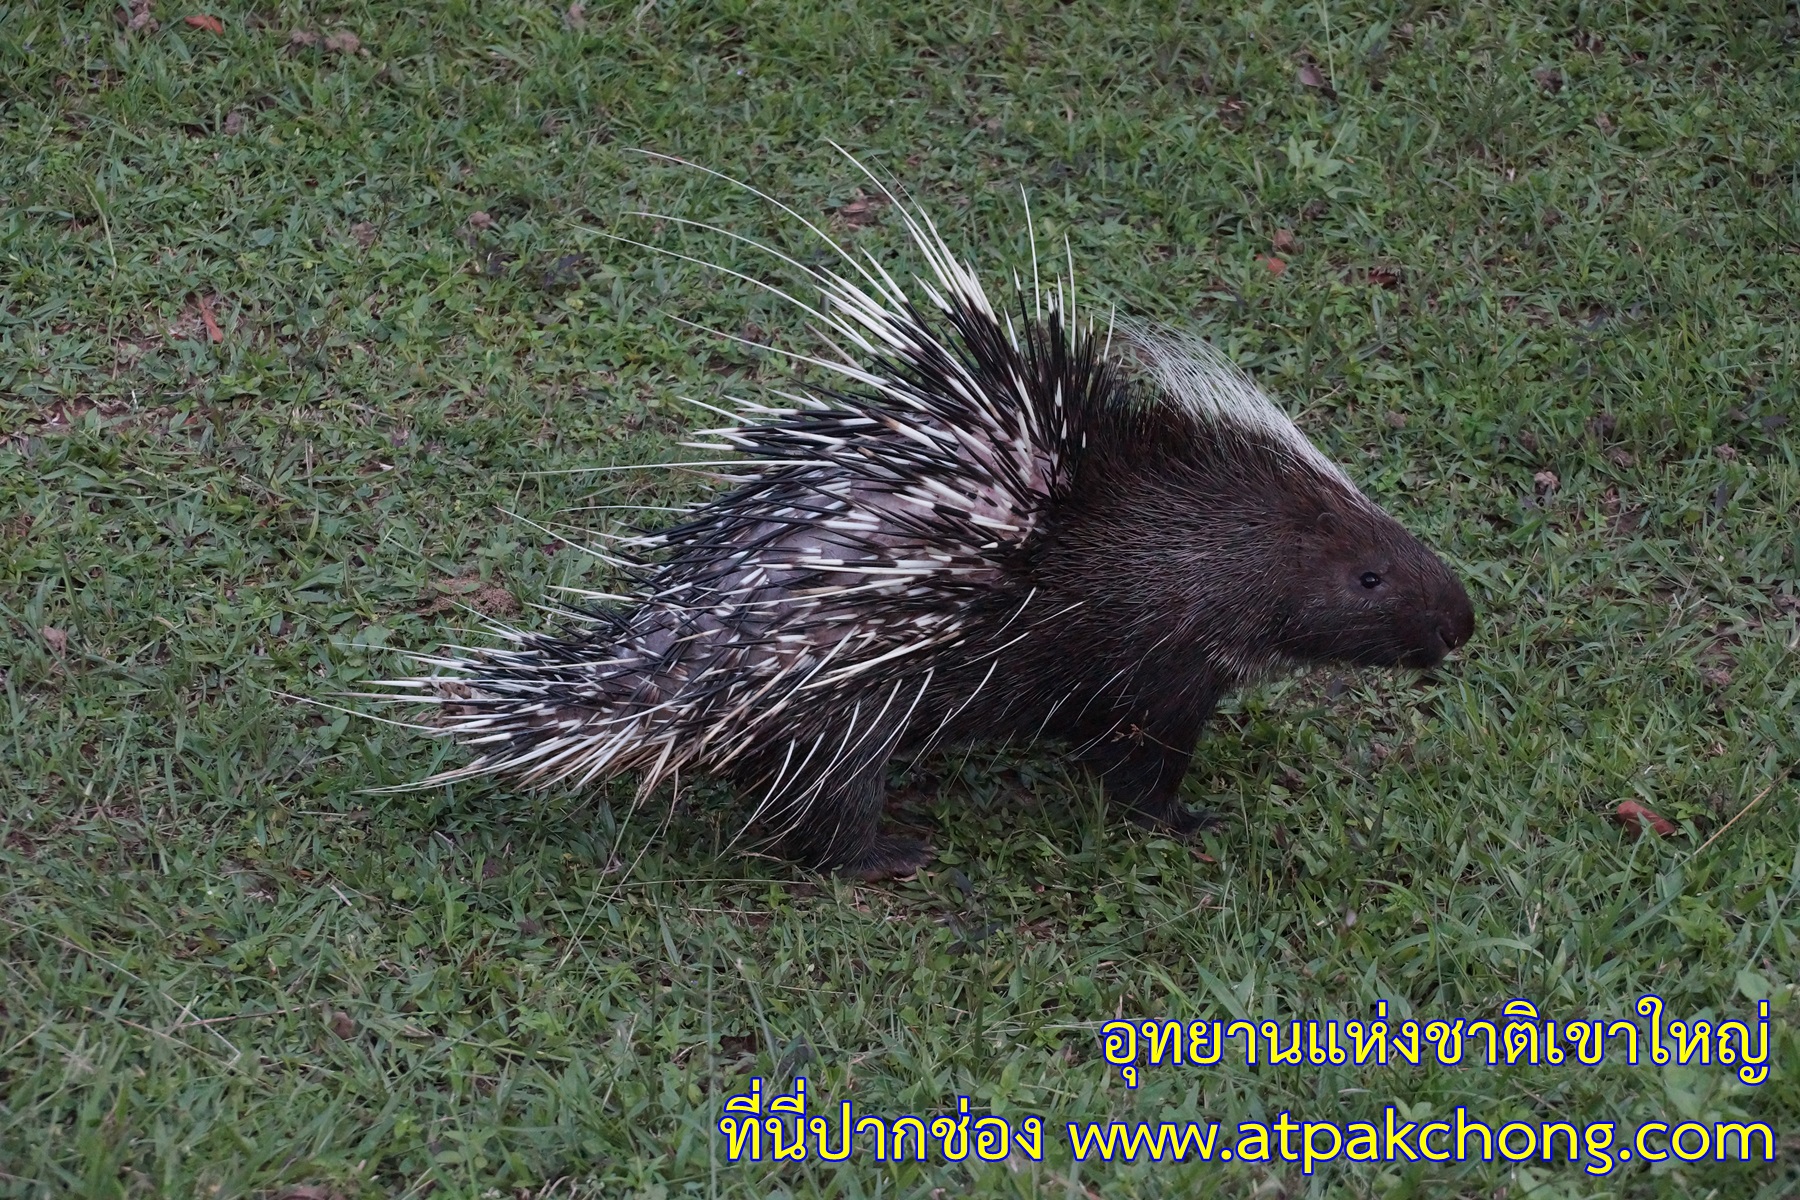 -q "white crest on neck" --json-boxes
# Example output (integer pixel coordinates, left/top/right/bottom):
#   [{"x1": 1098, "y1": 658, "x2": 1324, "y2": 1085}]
[{"x1": 1112, "y1": 320, "x2": 1358, "y2": 491}]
